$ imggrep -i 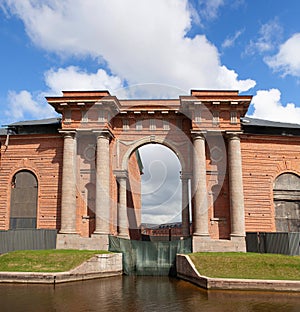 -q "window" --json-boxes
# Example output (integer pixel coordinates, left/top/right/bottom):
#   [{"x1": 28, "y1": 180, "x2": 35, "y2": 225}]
[
  {"x1": 230, "y1": 111, "x2": 237, "y2": 124},
  {"x1": 81, "y1": 110, "x2": 88, "y2": 123},
  {"x1": 150, "y1": 119, "x2": 156, "y2": 131},
  {"x1": 98, "y1": 110, "x2": 105, "y2": 122},
  {"x1": 195, "y1": 110, "x2": 201, "y2": 123},
  {"x1": 274, "y1": 173, "x2": 300, "y2": 232},
  {"x1": 212, "y1": 111, "x2": 219, "y2": 125},
  {"x1": 163, "y1": 120, "x2": 170, "y2": 130},
  {"x1": 10, "y1": 171, "x2": 38, "y2": 229},
  {"x1": 123, "y1": 119, "x2": 129, "y2": 131},
  {"x1": 136, "y1": 120, "x2": 143, "y2": 131},
  {"x1": 64, "y1": 110, "x2": 71, "y2": 124}
]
